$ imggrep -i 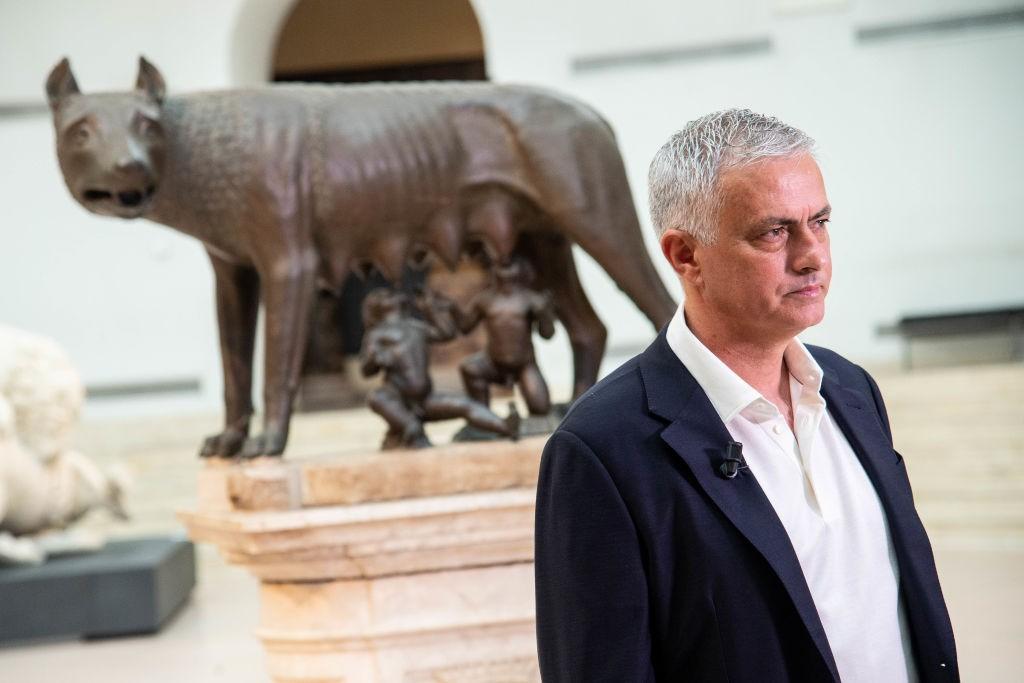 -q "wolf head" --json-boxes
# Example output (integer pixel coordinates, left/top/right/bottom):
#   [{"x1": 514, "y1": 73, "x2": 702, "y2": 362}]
[{"x1": 46, "y1": 57, "x2": 167, "y2": 219}]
